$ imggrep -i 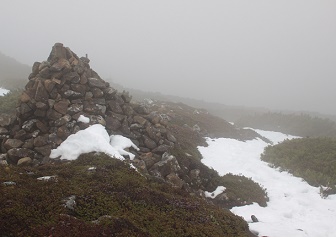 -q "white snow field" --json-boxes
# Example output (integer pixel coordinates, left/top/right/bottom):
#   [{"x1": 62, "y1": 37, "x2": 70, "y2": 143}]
[{"x1": 199, "y1": 129, "x2": 336, "y2": 237}]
